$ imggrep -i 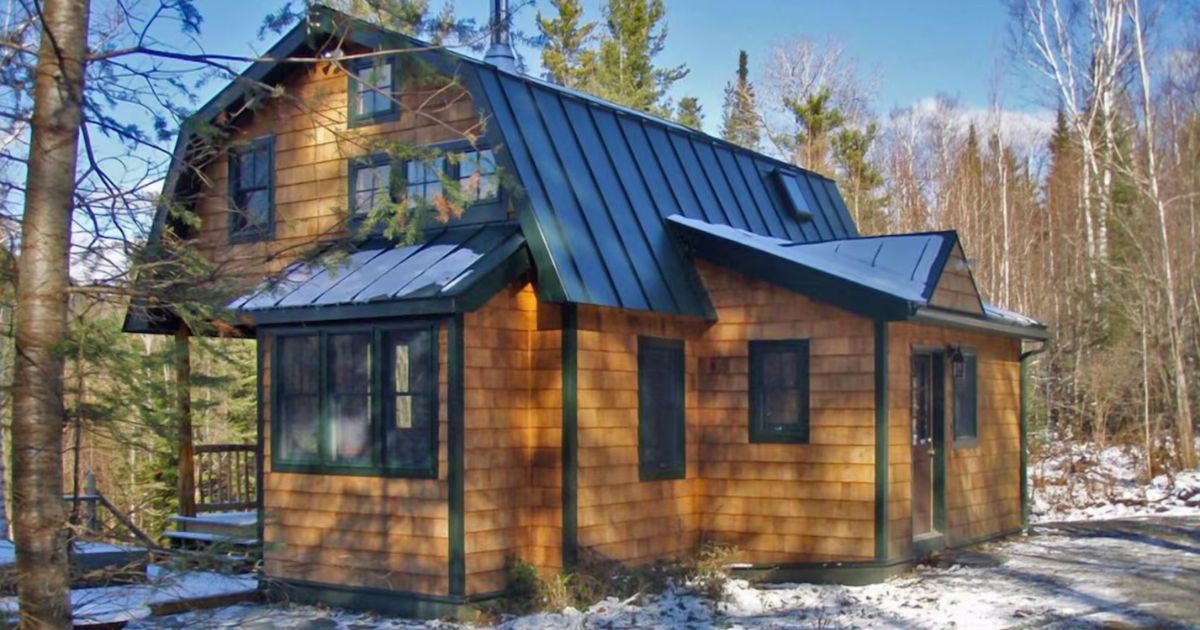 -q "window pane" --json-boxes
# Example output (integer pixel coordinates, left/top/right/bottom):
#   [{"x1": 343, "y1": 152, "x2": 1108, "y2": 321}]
[
  {"x1": 954, "y1": 354, "x2": 978, "y2": 440},
  {"x1": 240, "y1": 190, "x2": 270, "y2": 229},
  {"x1": 459, "y1": 149, "x2": 498, "y2": 202},
  {"x1": 383, "y1": 328, "x2": 435, "y2": 471},
  {"x1": 356, "y1": 61, "x2": 393, "y2": 116},
  {"x1": 279, "y1": 394, "x2": 320, "y2": 461},
  {"x1": 277, "y1": 335, "x2": 319, "y2": 462},
  {"x1": 354, "y1": 162, "x2": 391, "y2": 215},
  {"x1": 638, "y1": 339, "x2": 684, "y2": 479},
  {"x1": 329, "y1": 333, "x2": 370, "y2": 394},
  {"x1": 330, "y1": 394, "x2": 371, "y2": 464},
  {"x1": 765, "y1": 389, "x2": 801, "y2": 427}
]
